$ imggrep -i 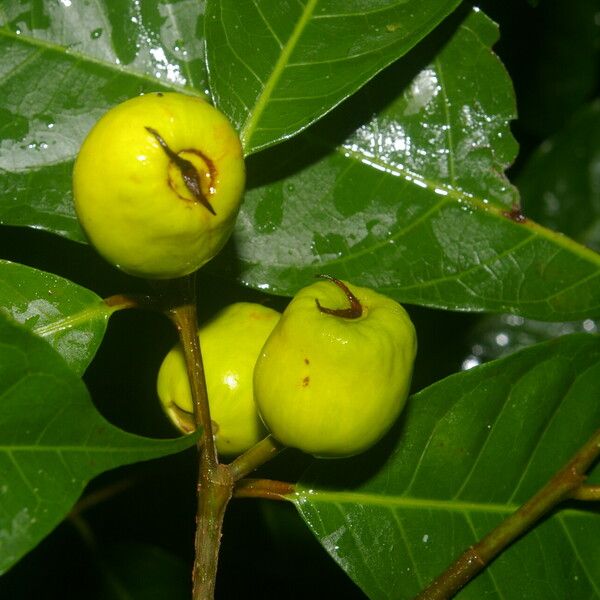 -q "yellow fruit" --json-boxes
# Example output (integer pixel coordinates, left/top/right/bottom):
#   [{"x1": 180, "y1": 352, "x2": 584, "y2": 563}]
[
  {"x1": 73, "y1": 92, "x2": 245, "y2": 279},
  {"x1": 157, "y1": 303, "x2": 280, "y2": 455},
  {"x1": 254, "y1": 276, "x2": 417, "y2": 458}
]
